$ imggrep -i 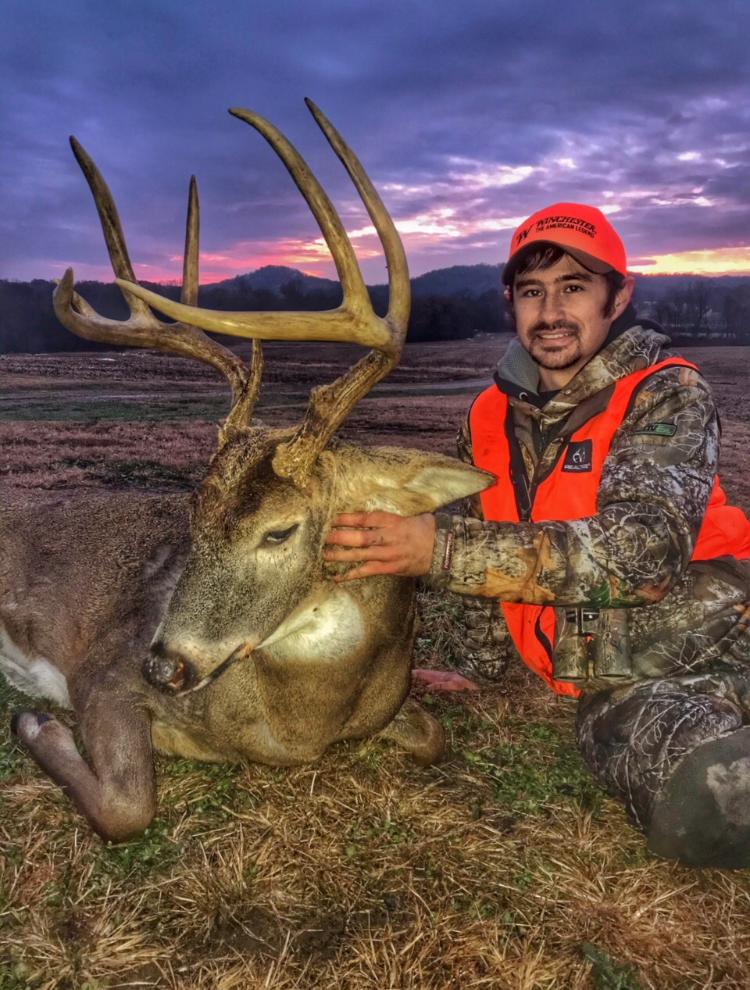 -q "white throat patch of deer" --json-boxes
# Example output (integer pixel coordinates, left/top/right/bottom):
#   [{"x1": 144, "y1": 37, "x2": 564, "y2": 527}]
[{"x1": 6, "y1": 100, "x2": 492, "y2": 841}]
